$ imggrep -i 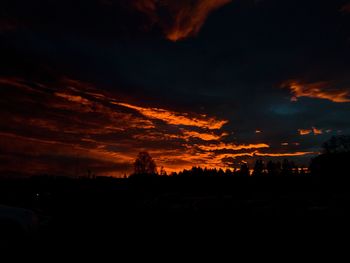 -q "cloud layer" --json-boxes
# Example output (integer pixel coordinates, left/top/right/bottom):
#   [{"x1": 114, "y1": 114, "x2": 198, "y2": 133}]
[
  {"x1": 283, "y1": 80, "x2": 350, "y2": 103},
  {"x1": 0, "y1": 76, "x2": 317, "y2": 176},
  {"x1": 130, "y1": 0, "x2": 232, "y2": 41},
  {"x1": 1, "y1": 0, "x2": 232, "y2": 41}
]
